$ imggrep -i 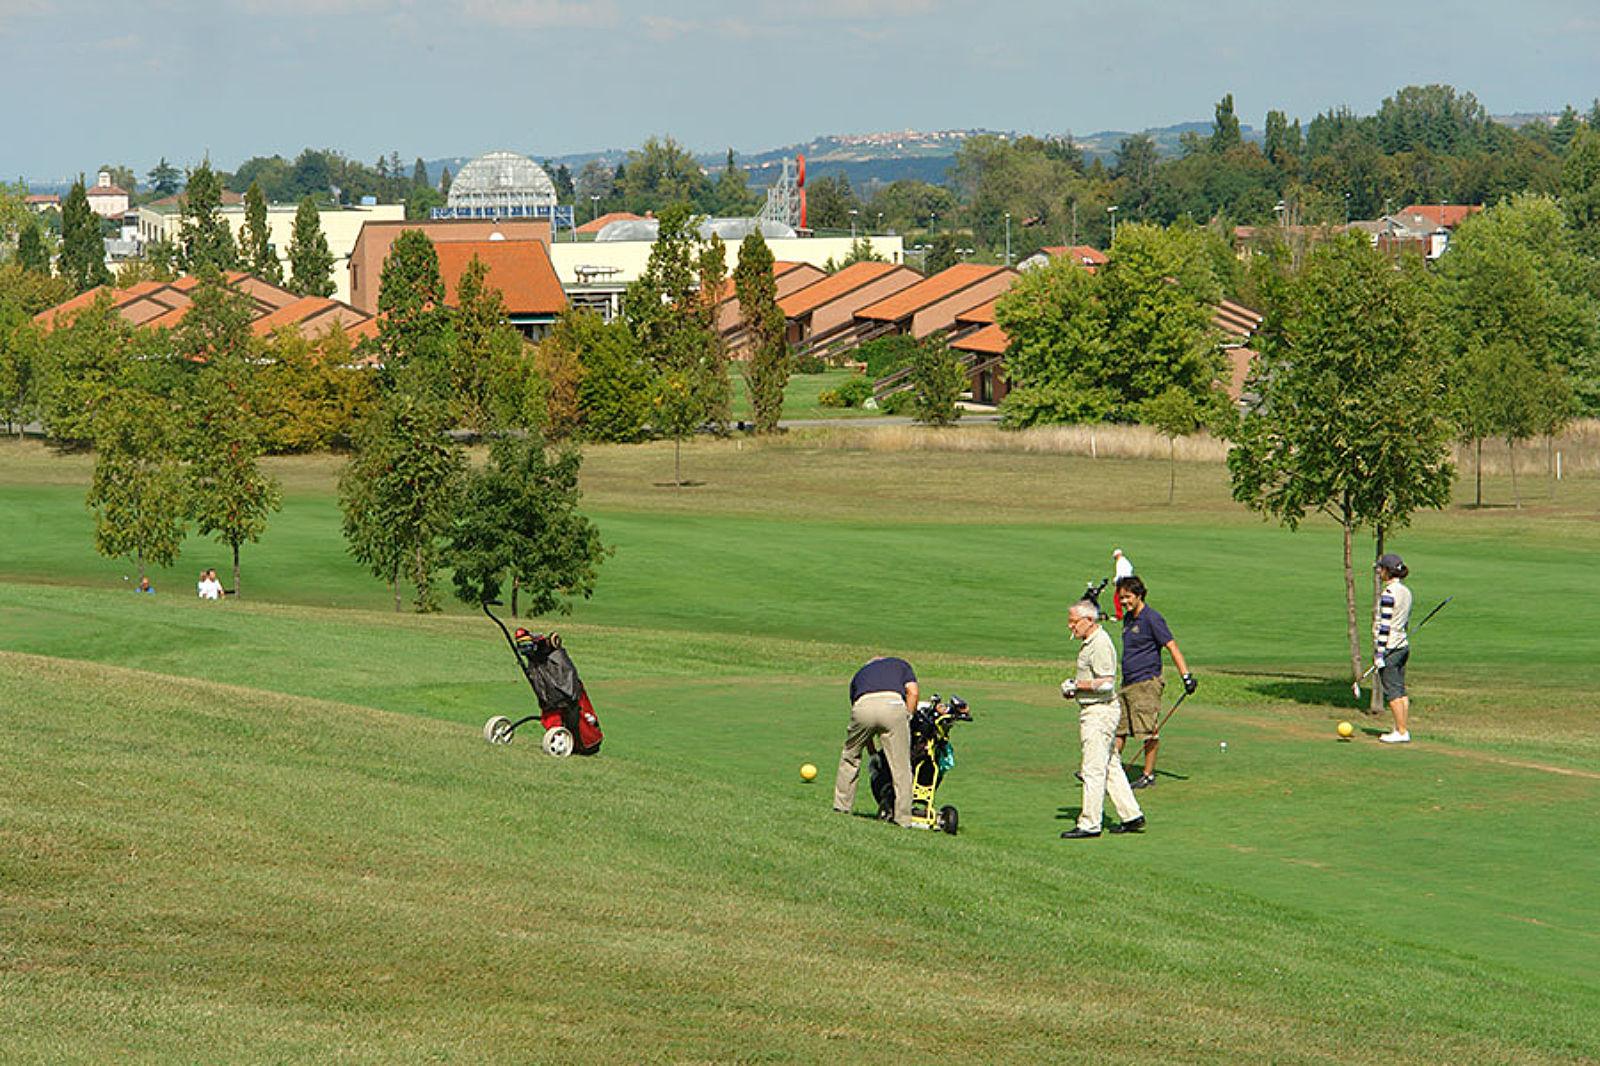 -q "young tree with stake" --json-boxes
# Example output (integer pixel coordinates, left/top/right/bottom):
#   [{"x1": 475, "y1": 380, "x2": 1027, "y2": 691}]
[{"x1": 1229, "y1": 236, "x2": 1453, "y2": 691}]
